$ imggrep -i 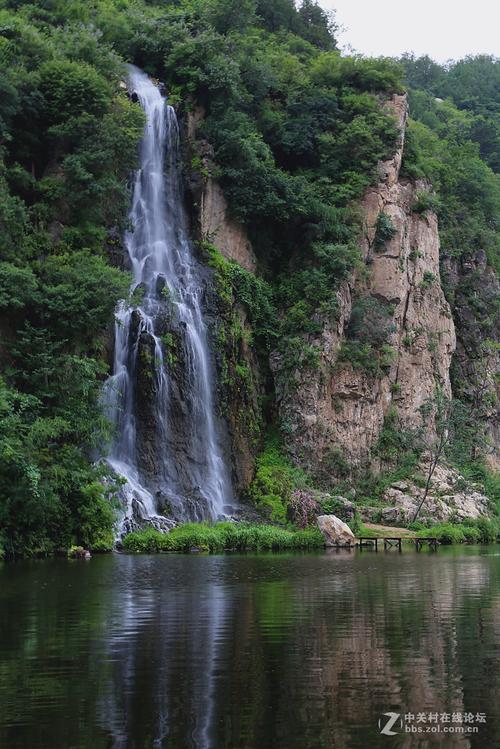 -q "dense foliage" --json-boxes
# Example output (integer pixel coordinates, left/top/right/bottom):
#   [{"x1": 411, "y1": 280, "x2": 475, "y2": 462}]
[
  {"x1": 1, "y1": 0, "x2": 400, "y2": 554},
  {"x1": 401, "y1": 54, "x2": 500, "y2": 273},
  {"x1": 0, "y1": 1, "x2": 145, "y2": 555}
]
